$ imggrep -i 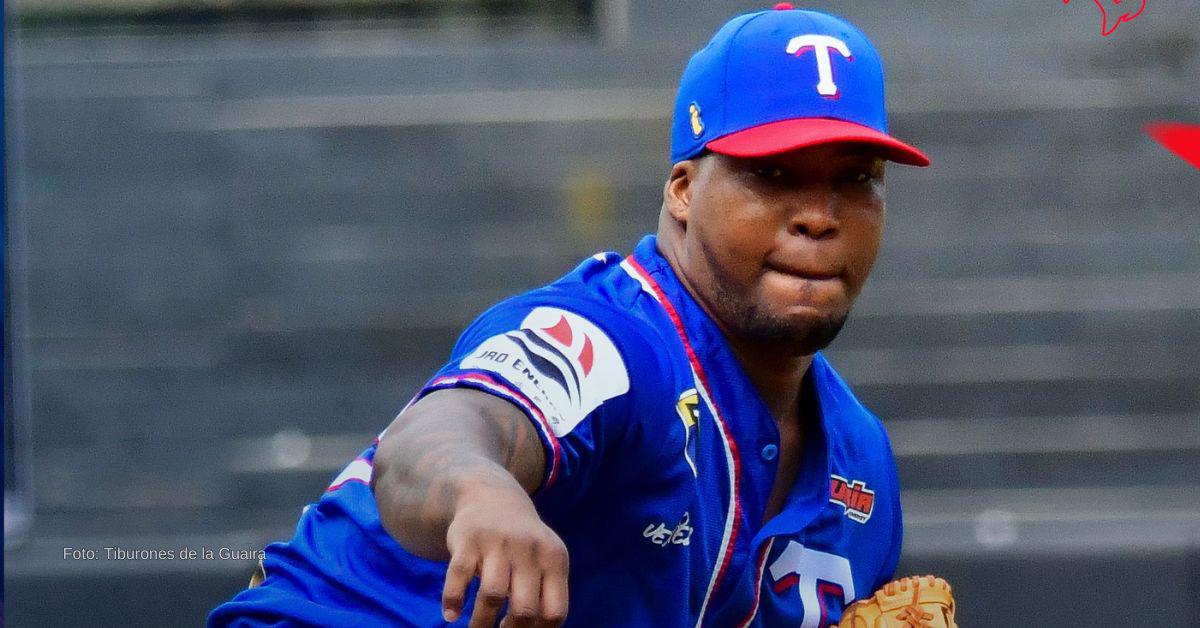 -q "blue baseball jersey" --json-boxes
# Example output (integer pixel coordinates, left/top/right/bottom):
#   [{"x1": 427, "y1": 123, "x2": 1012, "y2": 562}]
[{"x1": 210, "y1": 235, "x2": 902, "y2": 628}]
